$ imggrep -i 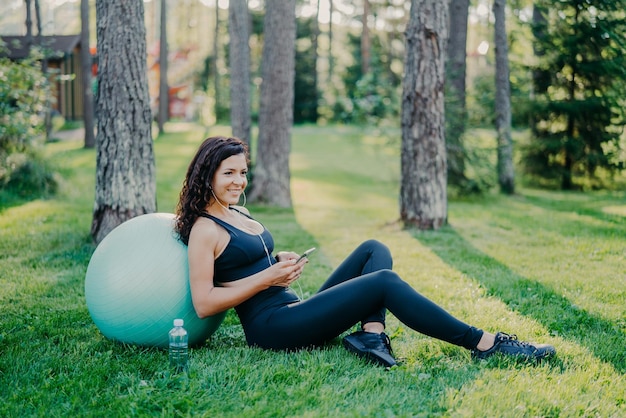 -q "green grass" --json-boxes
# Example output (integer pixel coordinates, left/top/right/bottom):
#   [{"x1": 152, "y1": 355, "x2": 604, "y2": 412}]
[{"x1": 1, "y1": 123, "x2": 625, "y2": 417}]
